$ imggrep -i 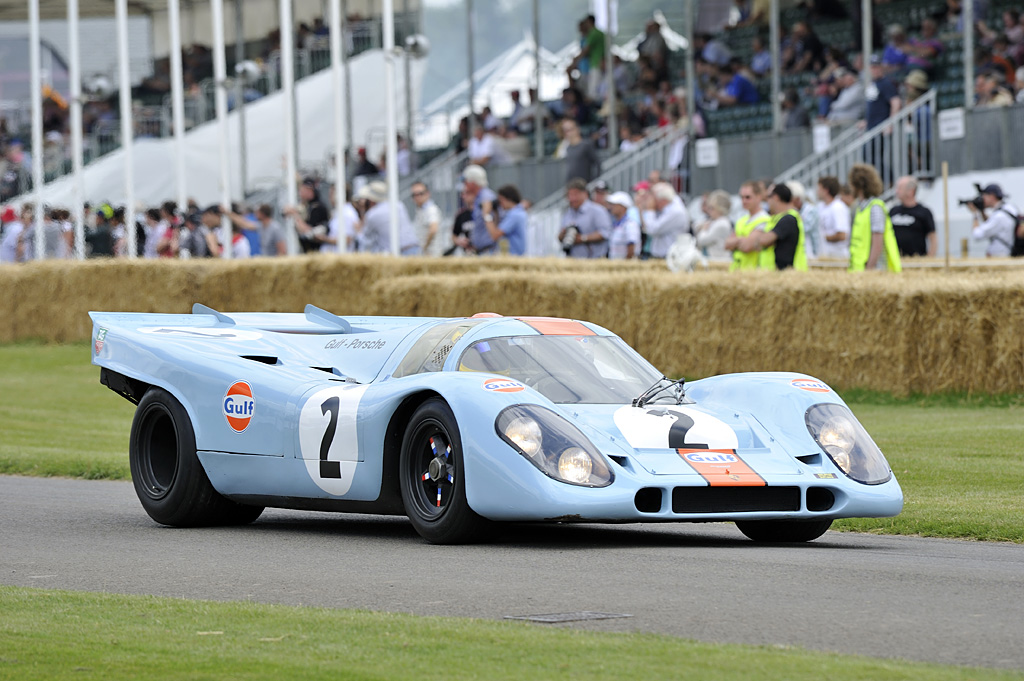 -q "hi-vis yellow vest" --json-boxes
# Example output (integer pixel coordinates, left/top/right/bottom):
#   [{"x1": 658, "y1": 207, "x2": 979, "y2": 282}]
[
  {"x1": 759, "y1": 209, "x2": 808, "y2": 271},
  {"x1": 729, "y1": 212, "x2": 770, "y2": 271},
  {"x1": 849, "y1": 199, "x2": 902, "y2": 272}
]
